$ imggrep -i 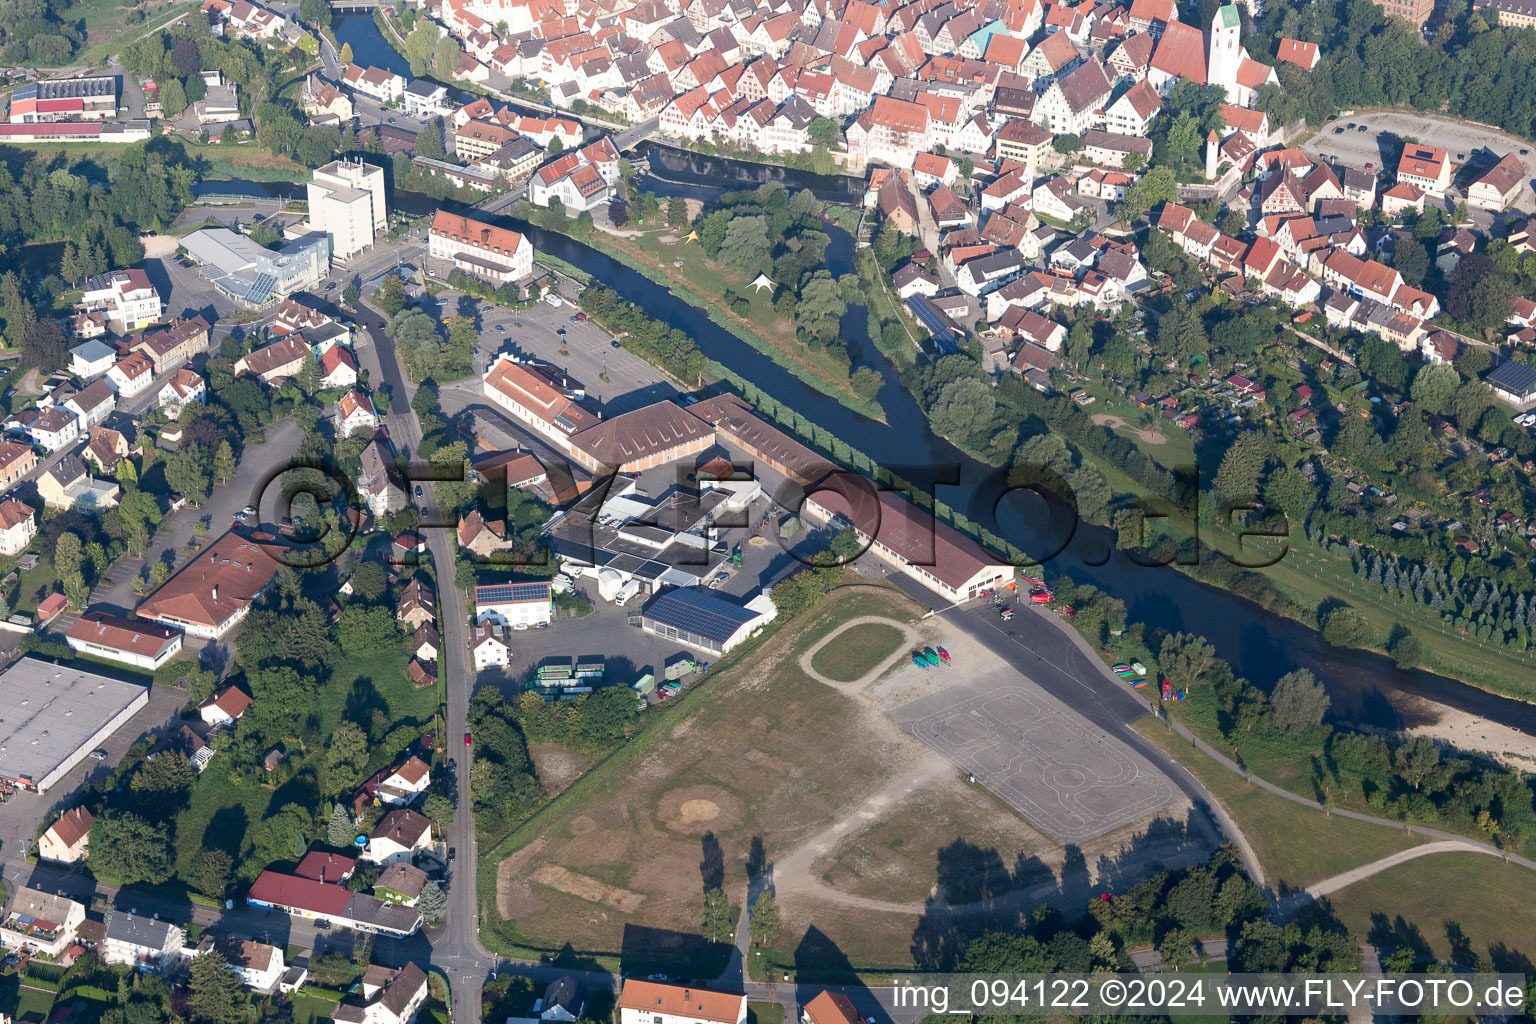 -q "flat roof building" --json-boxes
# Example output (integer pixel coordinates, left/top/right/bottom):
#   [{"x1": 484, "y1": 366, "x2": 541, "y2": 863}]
[
  {"x1": 181, "y1": 228, "x2": 330, "y2": 309},
  {"x1": 306, "y1": 159, "x2": 387, "y2": 262},
  {"x1": 0, "y1": 658, "x2": 149, "y2": 792}
]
